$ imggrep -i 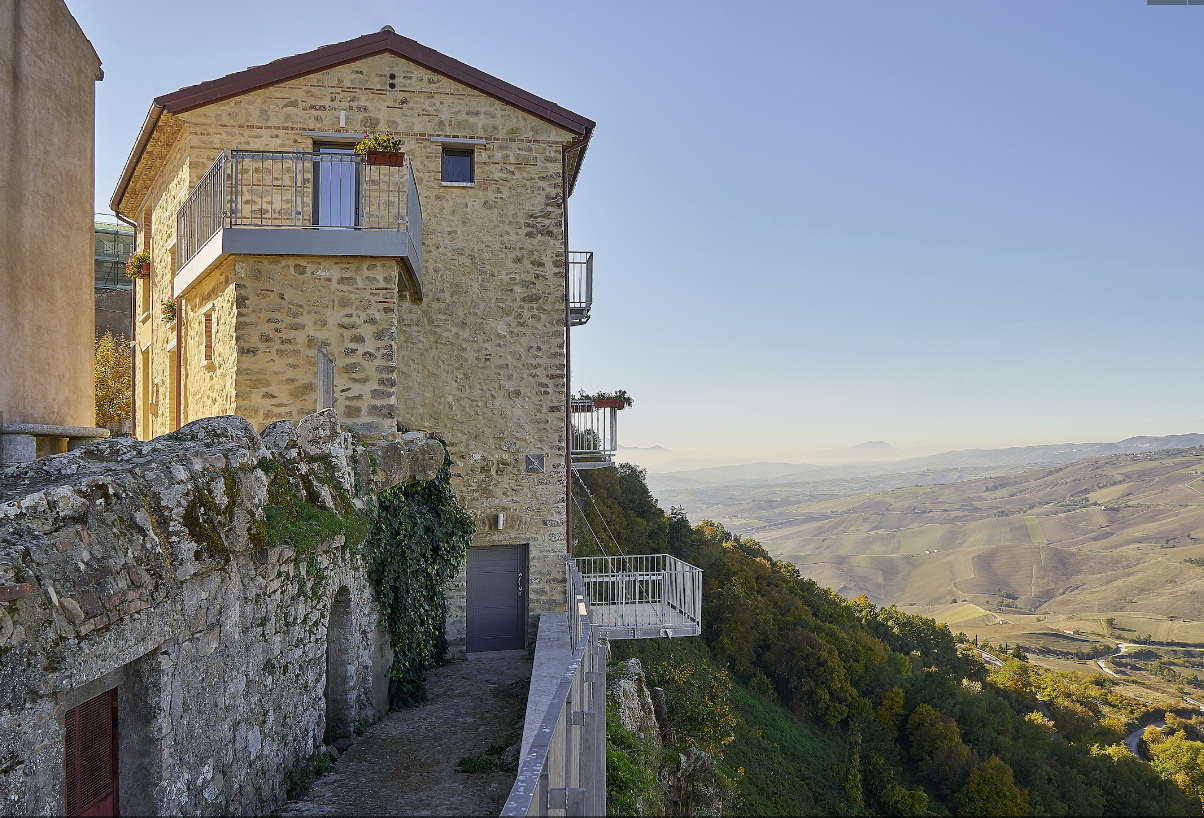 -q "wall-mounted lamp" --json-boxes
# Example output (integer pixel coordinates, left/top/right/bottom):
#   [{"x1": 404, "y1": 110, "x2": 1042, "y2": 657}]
[{"x1": 494, "y1": 513, "x2": 505, "y2": 530}]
